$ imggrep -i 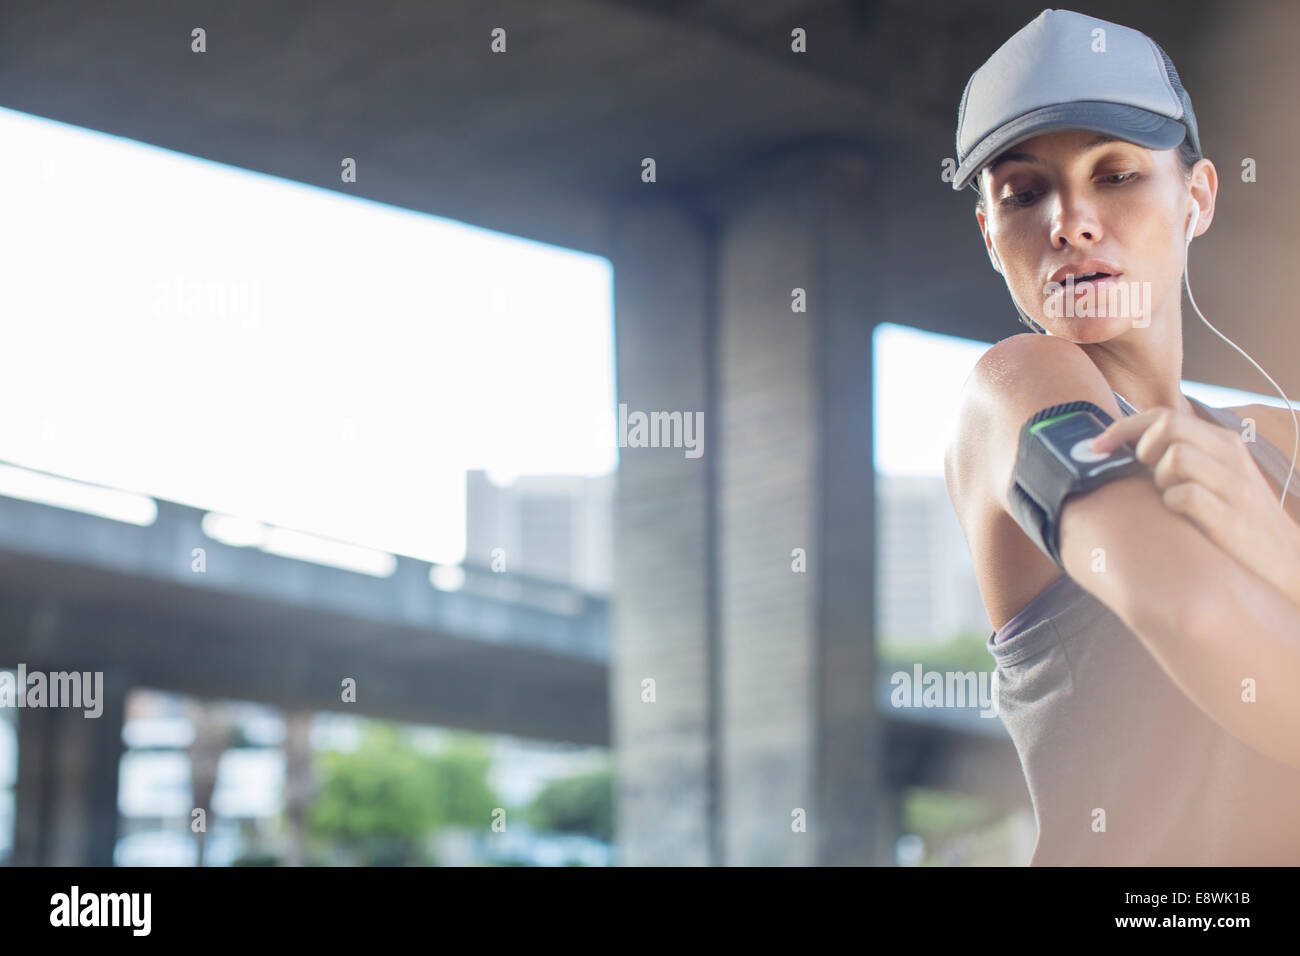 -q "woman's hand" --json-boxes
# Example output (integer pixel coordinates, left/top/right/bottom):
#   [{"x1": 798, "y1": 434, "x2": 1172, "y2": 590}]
[{"x1": 1091, "y1": 405, "x2": 1300, "y2": 610}]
